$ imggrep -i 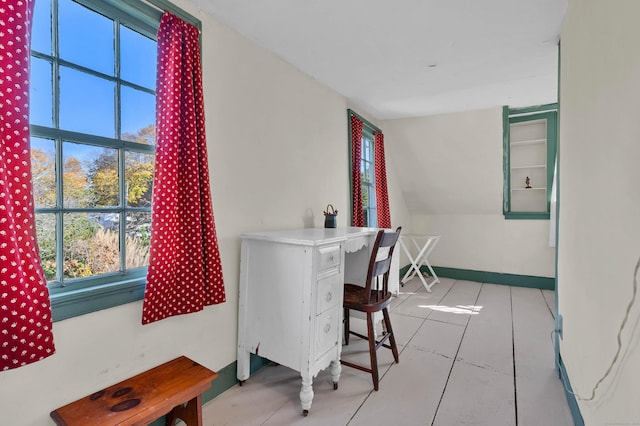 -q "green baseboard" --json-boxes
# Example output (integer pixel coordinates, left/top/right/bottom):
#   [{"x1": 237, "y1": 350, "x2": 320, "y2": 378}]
[
  {"x1": 201, "y1": 354, "x2": 271, "y2": 403},
  {"x1": 152, "y1": 354, "x2": 270, "y2": 425},
  {"x1": 400, "y1": 265, "x2": 555, "y2": 290},
  {"x1": 558, "y1": 354, "x2": 584, "y2": 426}
]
